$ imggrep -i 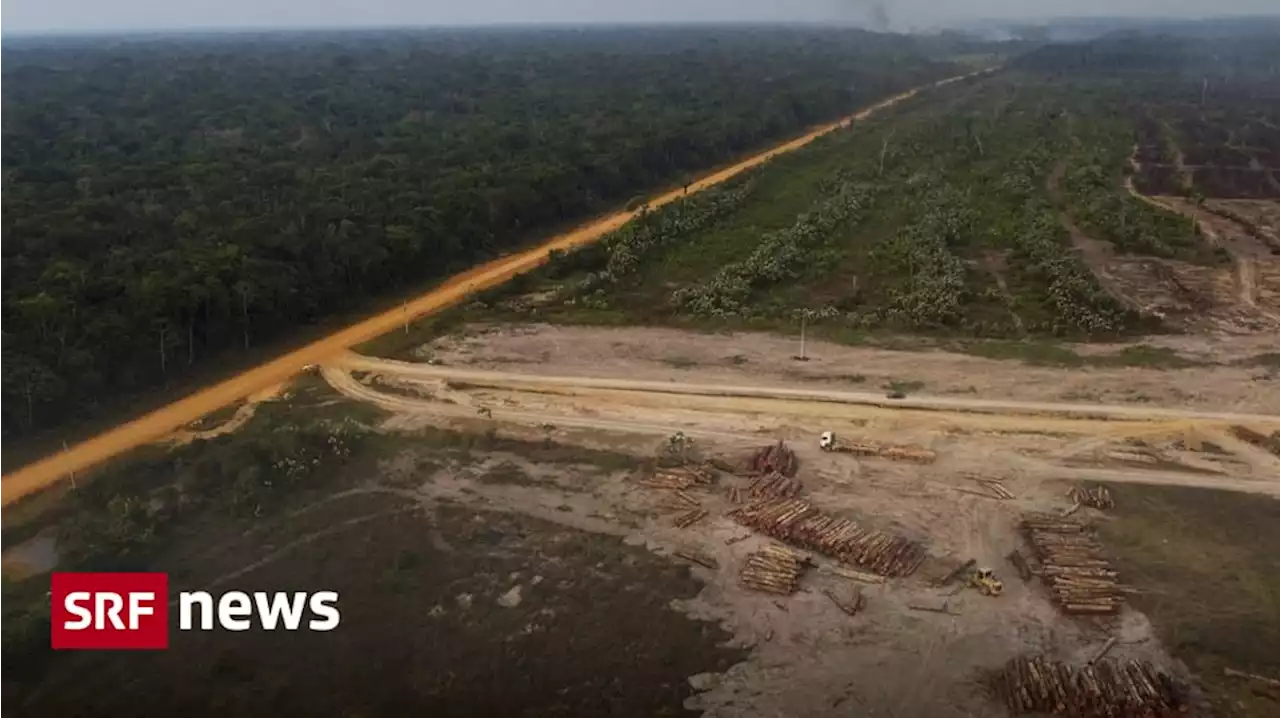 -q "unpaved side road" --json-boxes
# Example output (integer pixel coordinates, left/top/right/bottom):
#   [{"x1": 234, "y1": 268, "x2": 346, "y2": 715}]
[
  {"x1": 1, "y1": 68, "x2": 995, "y2": 508},
  {"x1": 337, "y1": 353, "x2": 1280, "y2": 428},
  {"x1": 322, "y1": 356, "x2": 1280, "y2": 497}
]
